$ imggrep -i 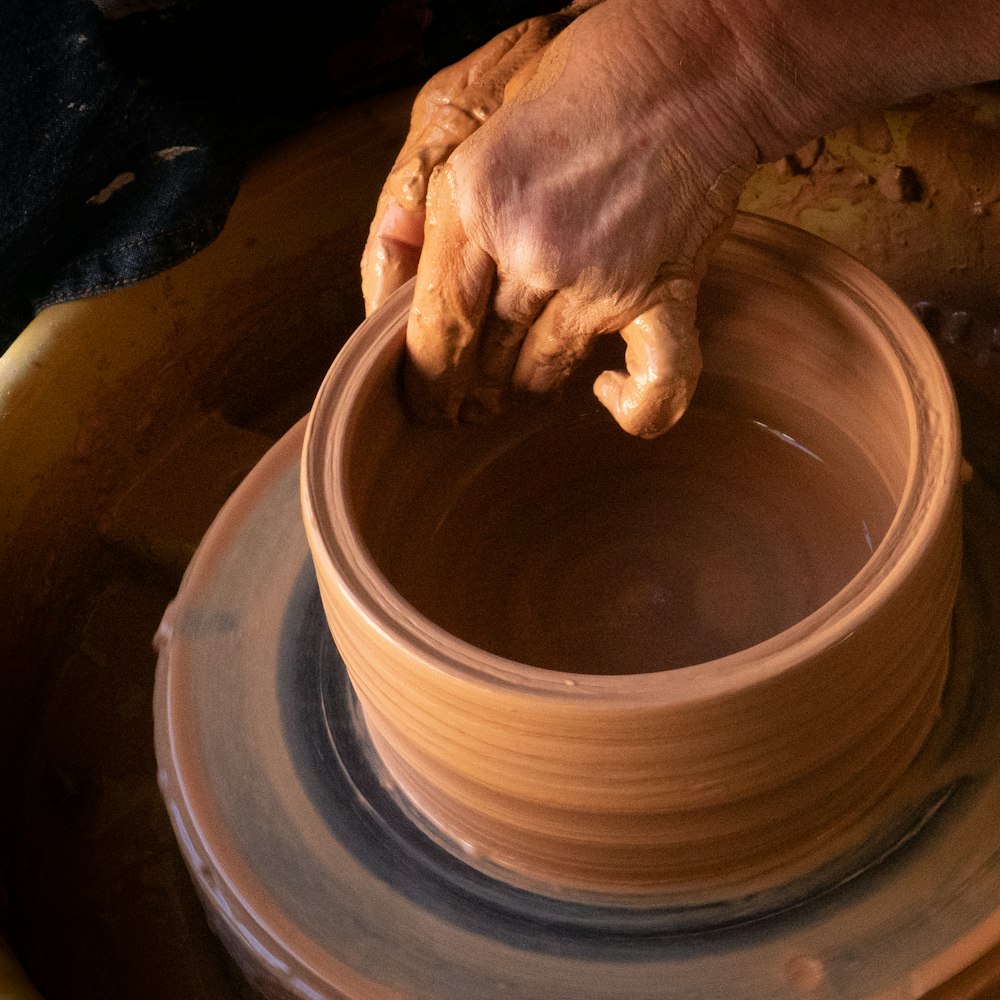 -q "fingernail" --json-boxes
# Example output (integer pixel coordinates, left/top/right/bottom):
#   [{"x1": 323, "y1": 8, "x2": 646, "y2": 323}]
[
  {"x1": 592, "y1": 370, "x2": 622, "y2": 409},
  {"x1": 381, "y1": 203, "x2": 426, "y2": 248}
]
